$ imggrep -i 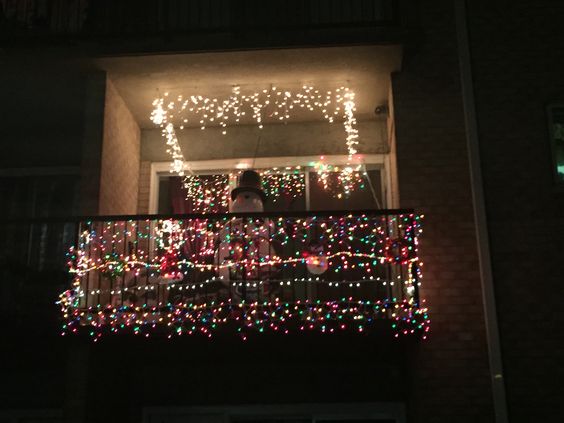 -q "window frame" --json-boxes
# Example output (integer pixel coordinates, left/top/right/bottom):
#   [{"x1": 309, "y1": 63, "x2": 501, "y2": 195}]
[{"x1": 149, "y1": 154, "x2": 390, "y2": 214}]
